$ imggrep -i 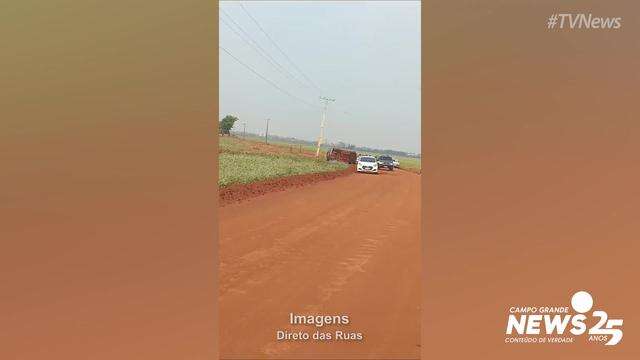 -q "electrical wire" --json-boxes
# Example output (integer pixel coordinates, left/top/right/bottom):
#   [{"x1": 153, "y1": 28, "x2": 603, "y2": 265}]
[
  {"x1": 220, "y1": 45, "x2": 321, "y2": 110},
  {"x1": 240, "y1": 3, "x2": 324, "y2": 94},
  {"x1": 220, "y1": 7, "x2": 309, "y2": 90}
]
